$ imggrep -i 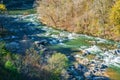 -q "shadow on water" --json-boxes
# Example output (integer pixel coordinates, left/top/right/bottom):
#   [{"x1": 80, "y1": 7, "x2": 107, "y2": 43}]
[
  {"x1": 52, "y1": 47, "x2": 80, "y2": 55},
  {"x1": 0, "y1": 15, "x2": 45, "y2": 39},
  {"x1": 1, "y1": 0, "x2": 36, "y2": 10},
  {"x1": 0, "y1": 15, "x2": 49, "y2": 53},
  {"x1": 0, "y1": 15, "x2": 71, "y2": 54}
]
